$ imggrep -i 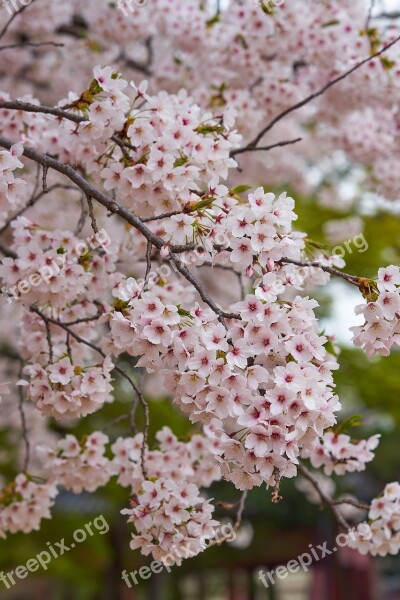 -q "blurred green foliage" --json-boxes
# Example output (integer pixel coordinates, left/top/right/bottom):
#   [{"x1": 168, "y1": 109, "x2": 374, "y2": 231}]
[{"x1": 1, "y1": 194, "x2": 400, "y2": 598}]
